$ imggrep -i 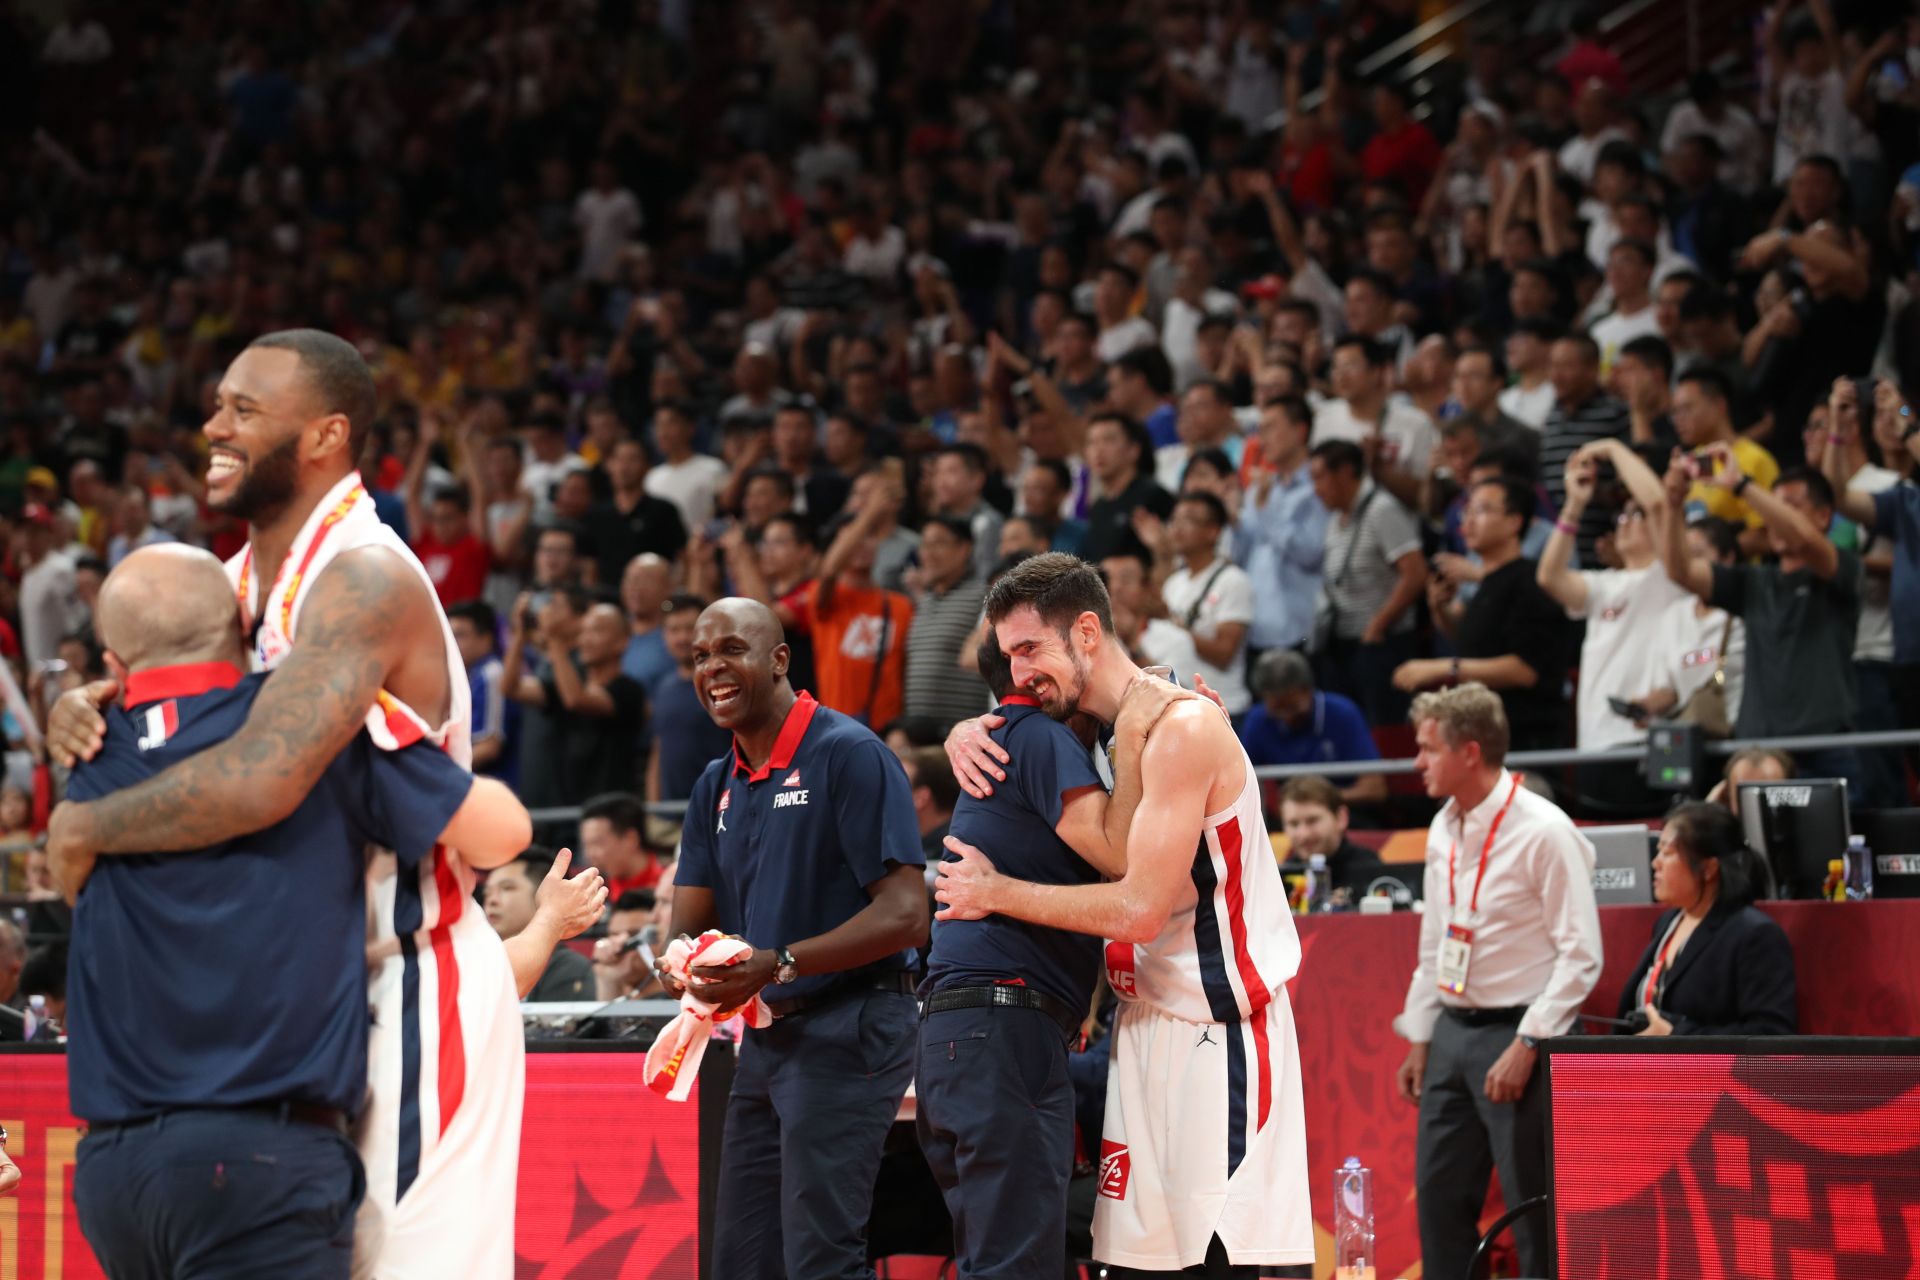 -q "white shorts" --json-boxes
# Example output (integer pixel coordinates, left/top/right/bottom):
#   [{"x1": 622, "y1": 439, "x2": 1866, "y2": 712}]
[
  {"x1": 1093, "y1": 995, "x2": 1314, "y2": 1271},
  {"x1": 354, "y1": 911, "x2": 525, "y2": 1280}
]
